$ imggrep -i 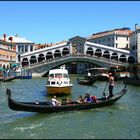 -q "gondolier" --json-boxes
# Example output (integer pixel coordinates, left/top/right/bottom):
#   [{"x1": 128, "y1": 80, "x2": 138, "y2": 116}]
[{"x1": 108, "y1": 73, "x2": 115, "y2": 97}]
